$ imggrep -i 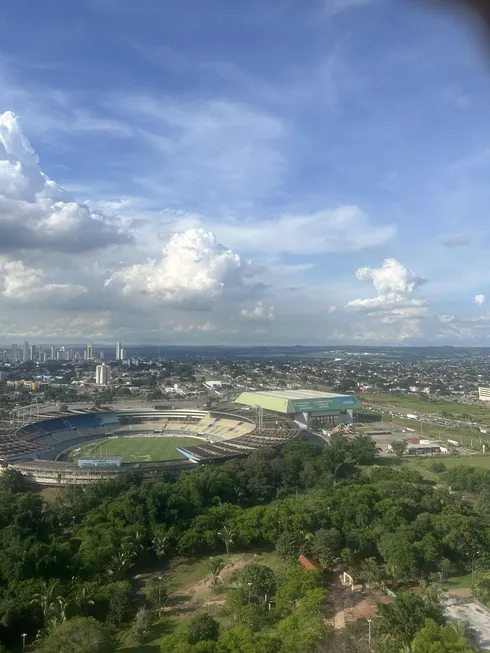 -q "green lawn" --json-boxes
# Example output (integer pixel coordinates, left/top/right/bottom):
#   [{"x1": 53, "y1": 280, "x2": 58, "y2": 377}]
[
  {"x1": 408, "y1": 455, "x2": 490, "y2": 471},
  {"x1": 64, "y1": 436, "x2": 203, "y2": 463},
  {"x1": 362, "y1": 393, "x2": 490, "y2": 423},
  {"x1": 443, "y1": 572, "x2": 473, "y2": 590}
]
